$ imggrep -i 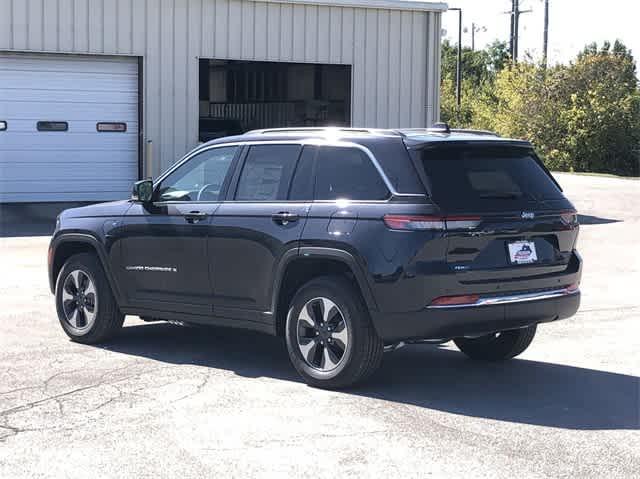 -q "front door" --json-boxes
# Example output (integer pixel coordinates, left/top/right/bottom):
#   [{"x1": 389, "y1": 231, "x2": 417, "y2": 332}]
[
  {"x1": 117, "y1": 145, "x2": 239, "y2": 316},
  {"x1": 209, "y1": 144, "x2": 314, "y2": 320}
]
